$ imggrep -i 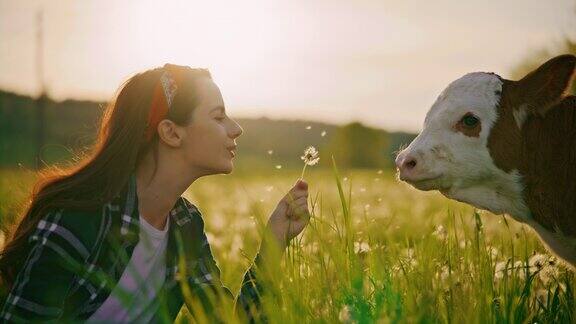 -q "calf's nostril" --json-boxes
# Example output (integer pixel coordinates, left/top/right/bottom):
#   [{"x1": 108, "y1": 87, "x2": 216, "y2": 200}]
[{"x1": 404, "y1": 159, "x2": 417, "y2": 170}]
